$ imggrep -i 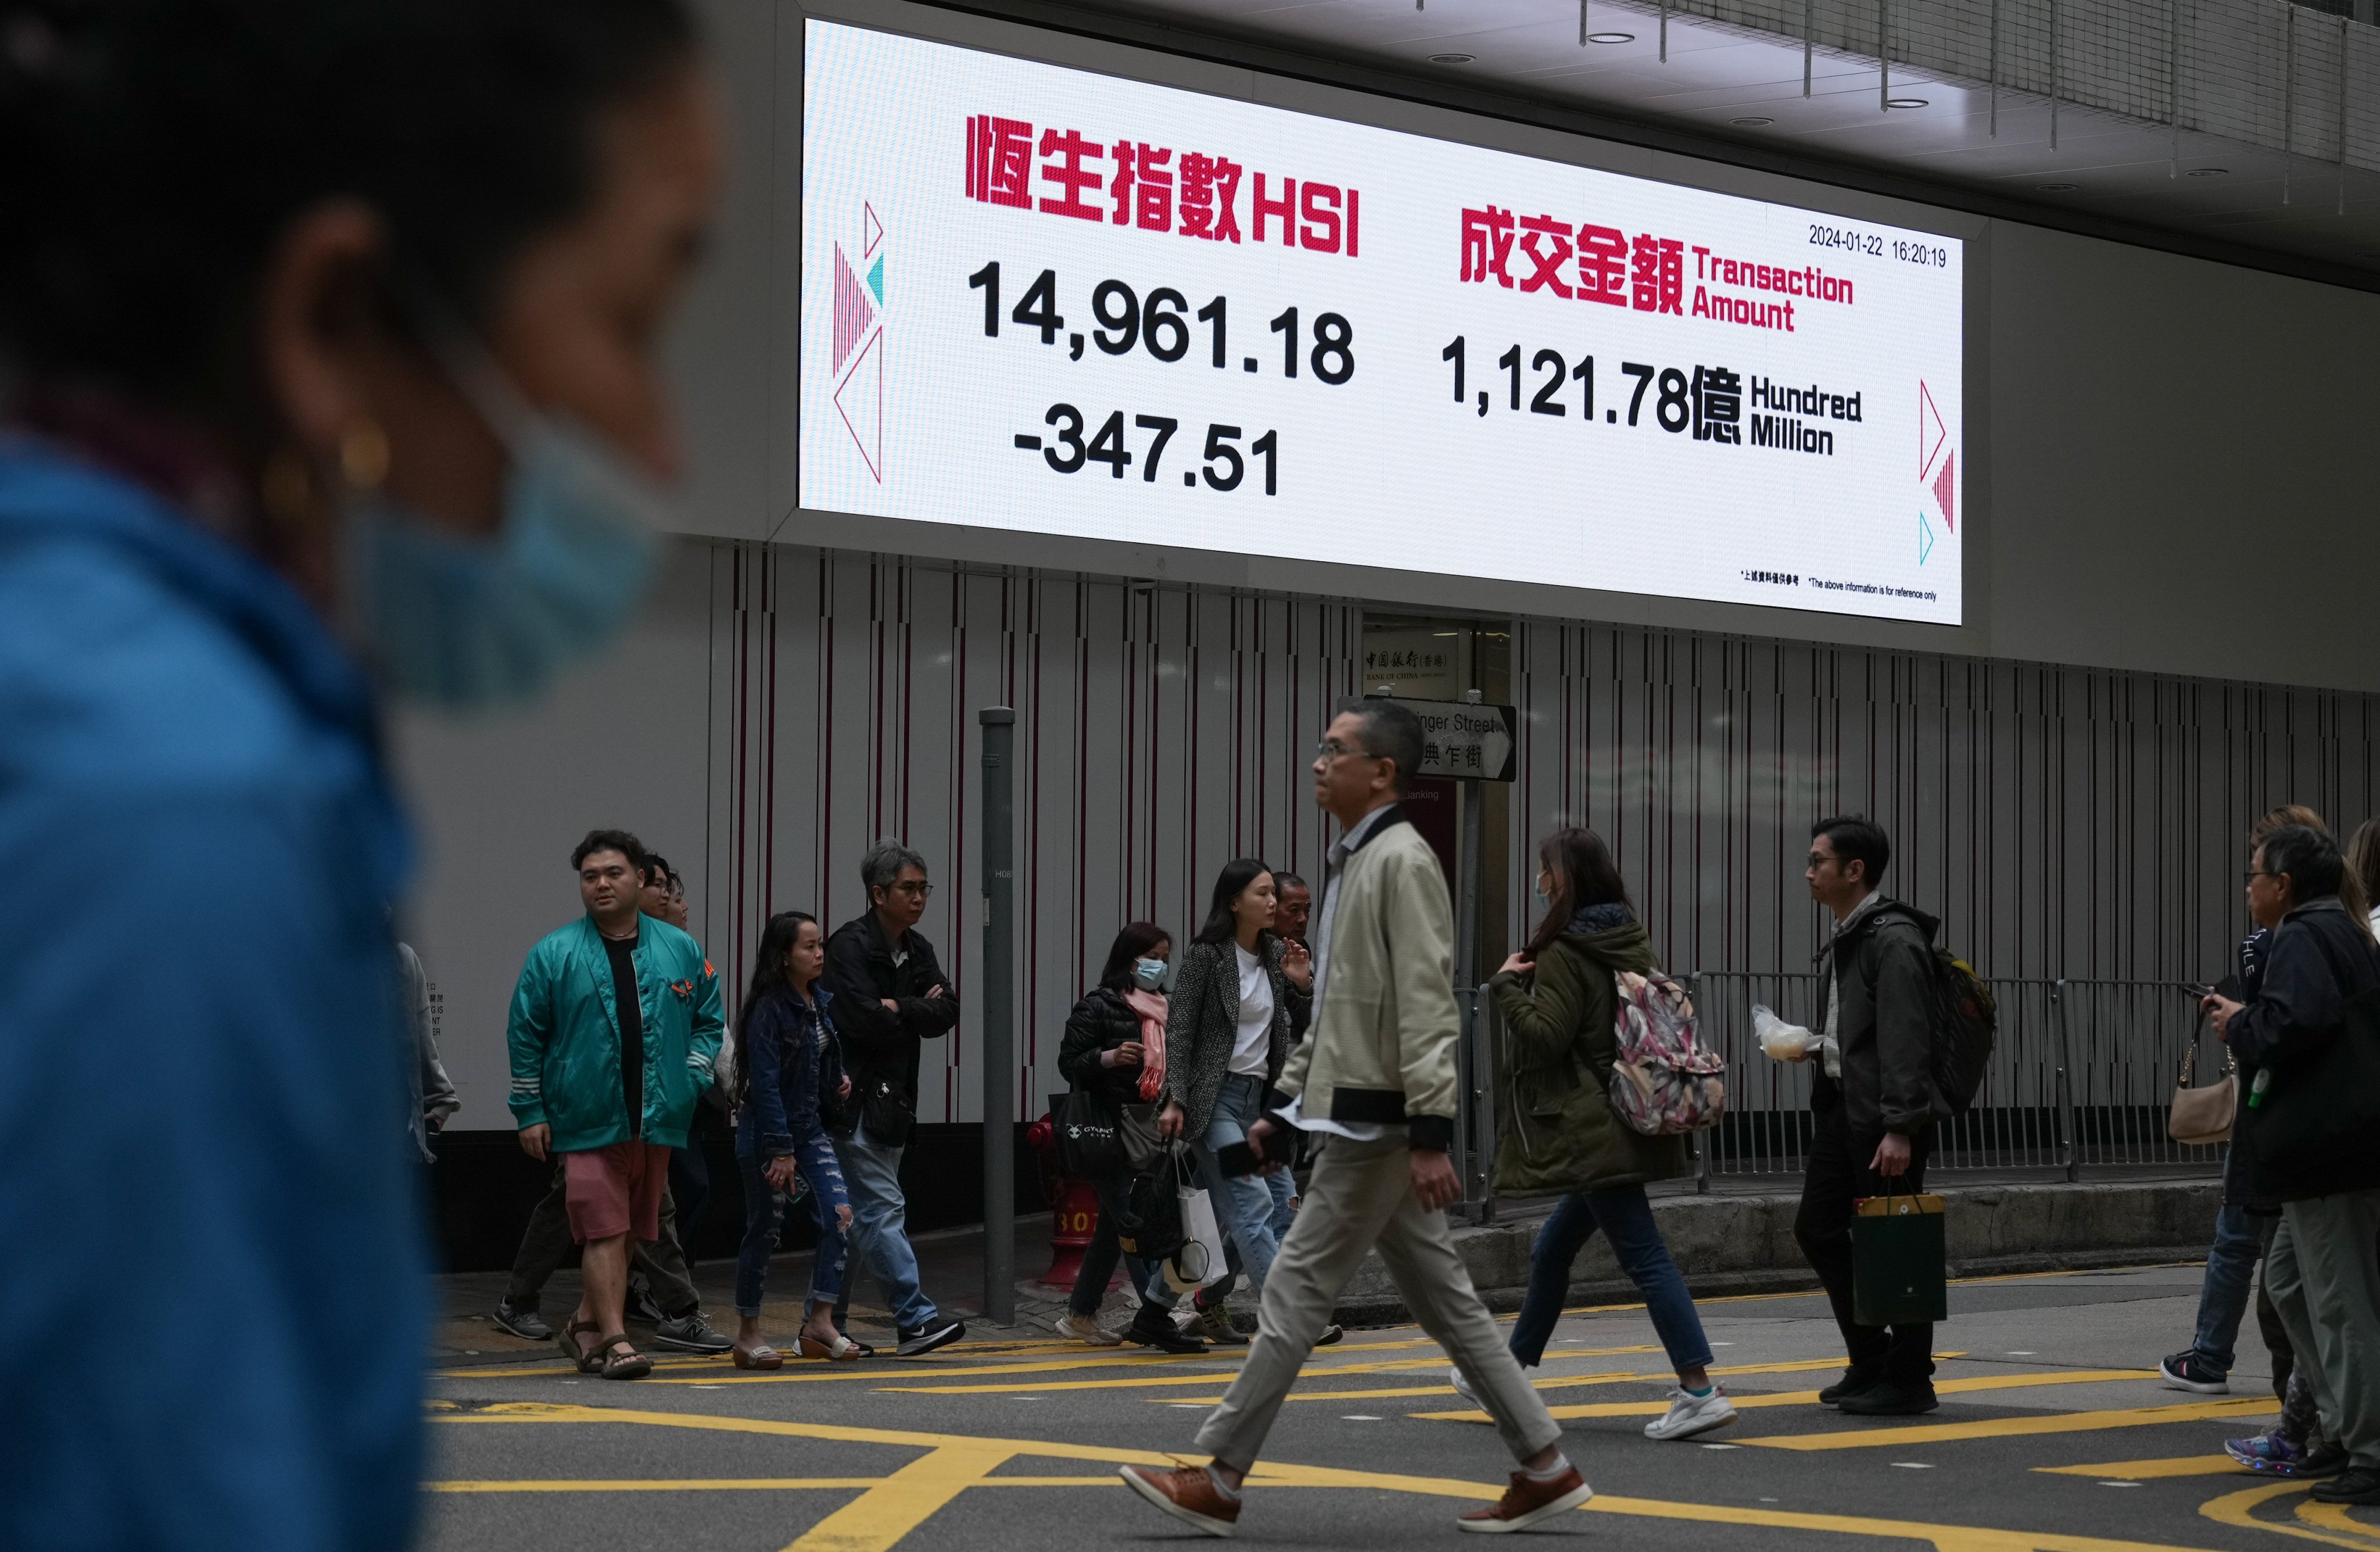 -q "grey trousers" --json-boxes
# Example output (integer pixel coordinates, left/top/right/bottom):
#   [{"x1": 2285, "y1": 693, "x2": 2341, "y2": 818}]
[
  {"x1": 504, "y1": 1158, "x2": 702, "y2": 1317},
  {"x1": 2264, "y1": 1189, "x2": 2380, "y2": 1470},
  {"x1": 1193, "y1": 1132, "x2": 1563, "y2": 1471}
]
